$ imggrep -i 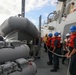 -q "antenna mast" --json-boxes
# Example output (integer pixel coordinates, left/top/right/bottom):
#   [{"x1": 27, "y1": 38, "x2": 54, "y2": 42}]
[{"x1": 21, "y1": 0, "x2": 25, "y2": 17}]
